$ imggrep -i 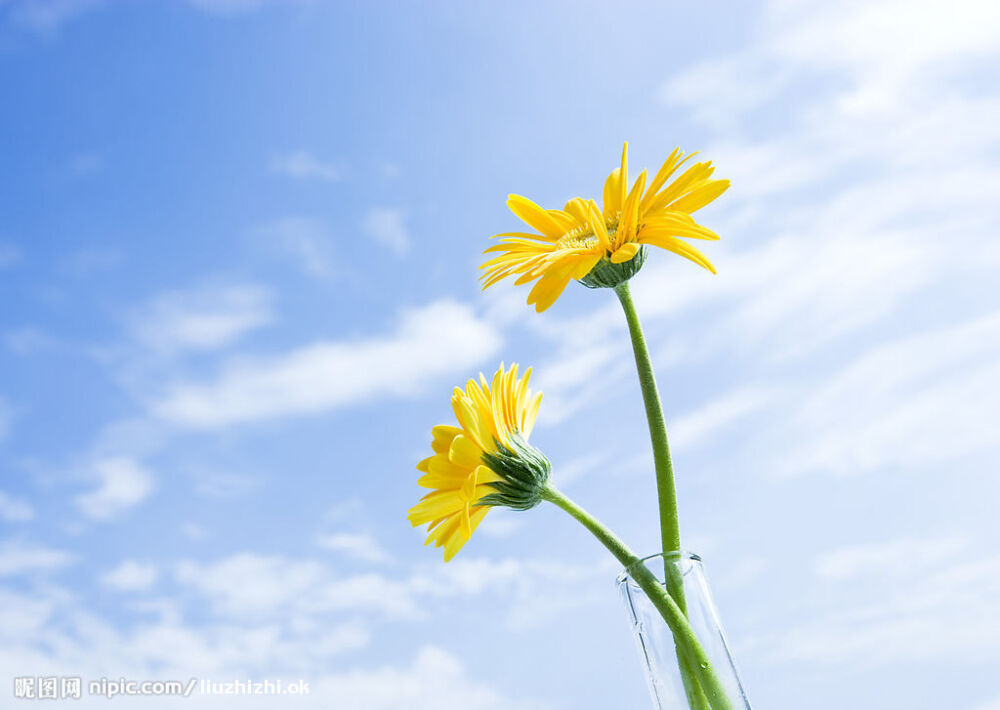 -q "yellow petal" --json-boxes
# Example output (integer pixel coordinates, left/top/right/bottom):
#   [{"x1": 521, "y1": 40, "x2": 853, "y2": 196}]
[
  {"x1": 452, "y1": 394, "x2": 487, "y2": 449},
  {"x1": 408, "y1": 490, "x2": 465, "y2": 526},
  {"x1": 618, "y1": 142, "x2": 629, "y2": 215},
  {"x1": 666, "y1": 179, "x2": 730, "y2": 214},
  {"x1": 641, "y1": 235, "x2": 717, "y2": 273},
  {"x1": 610, "y1": 242, "x2": 640, "y2": 263},
  {"x1": 644, "y1": 162, "x2": 715, "y2": 214},
  {"x1": 640, "y1": 148, "x2": 696, "y2": 214},
  {"x1": 427, "y1": 453, "x2": 467, "y2": 478},
  {"x1": 563, "y1": 197, "x2": 590, "y2": 223},
  {"x1": 587, "y1": 200, "x2": 611, "y2": 250},
  {"x1": 459, "y1": 467, "x2": 479, "y2": 502},
  {"x1": 507, "y1": 195, "x2": 568, "y2": 239},
  {"x1": 617, "y1": 169, "x2": 646, "y2": 247},
  {"x1": 570, "y1": 253, "x2": 602, "y2": 279},
  {"x1": 431, "y1": 424, "x2": 460, "y2": 453},
  {"x1": 527, "y1": 275, "x2": 570, "y2": 313},
  {"x1": 602, "y1": 167, "x2": 622, "y2": 218},
  {"x1": 472, "y1": 464, "x2": 502, "y2": 486},
  {"x1": 522, "y1": 392, "x2": 542, "y2": 435}
]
